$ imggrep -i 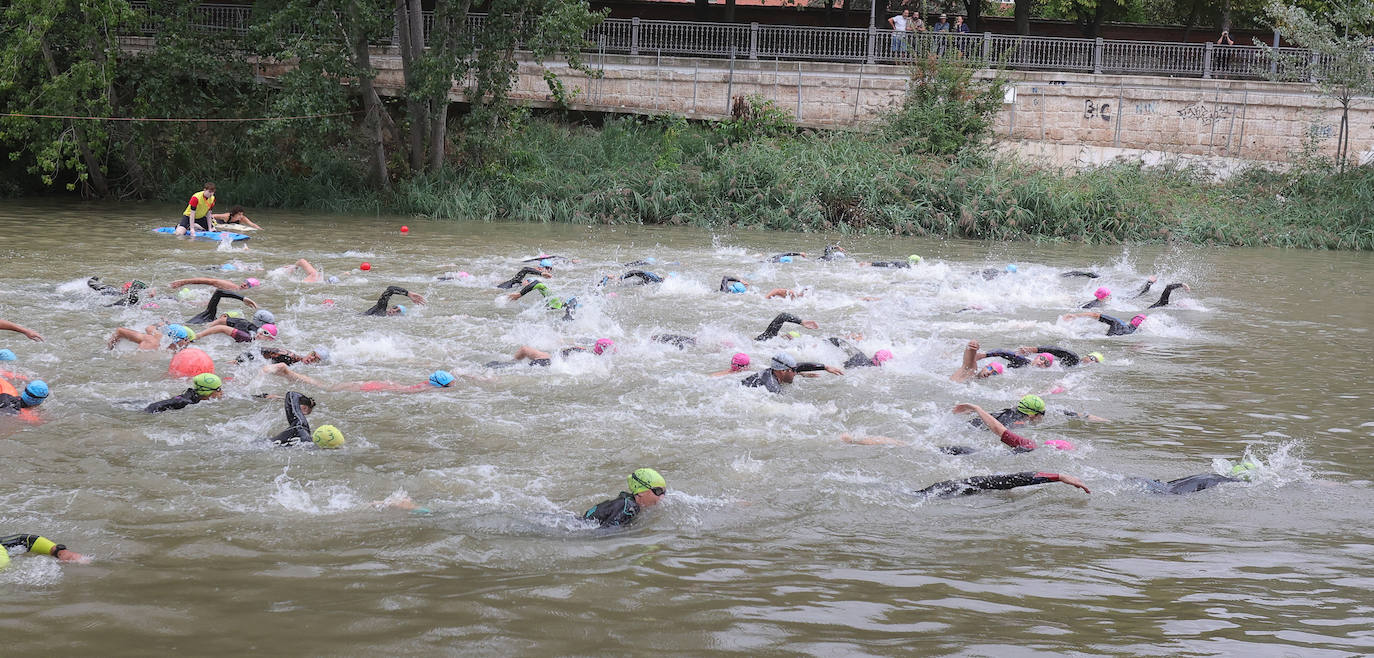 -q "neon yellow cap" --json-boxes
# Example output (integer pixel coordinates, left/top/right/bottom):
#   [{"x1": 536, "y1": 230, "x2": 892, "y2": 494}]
[
  {"x1": 313, "y1": 424, "x2": 345, "y2": 449},
  {"x1": 628, "y1": 468, "x2": 666, "y2": 494}
]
